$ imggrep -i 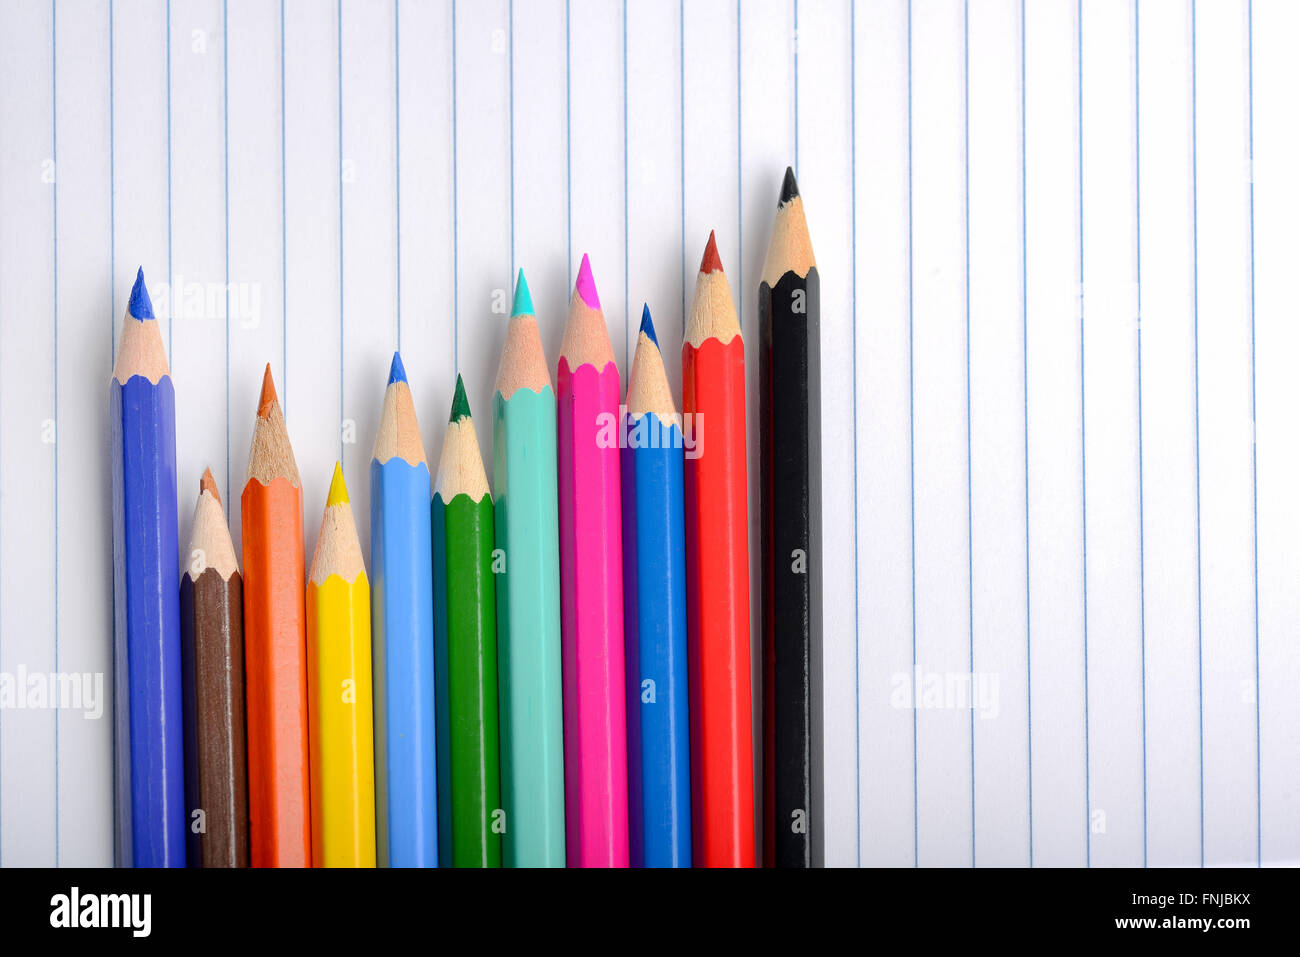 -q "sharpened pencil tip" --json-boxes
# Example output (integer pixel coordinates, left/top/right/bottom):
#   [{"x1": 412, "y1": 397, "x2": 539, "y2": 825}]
[
  {"x1": 326, "y1": 462, "x2": 349, "y2": 506},
  {"x1": 574, "y1": 253, "x2": 600, "y2": 309},
  {"x1": 511, "y1": 269, "x2": 534, "y2": 317},
  {"x1": 258, "y1": 364, "x2": 279, "y2": 418},
  {"x1": 639, "y1": 304, "x2": 658, "y2": 347},
  {"x1": 388, "y1": 351, "x2": 408, "y2": 385},
  {"x1": 700, "y1": 230, "x2": 724, "y2": 274},
  {"x1": 128, "y1": 267, "x2": 154, "y2": 320},
  {"x1": 200, "y1": 467, "x2": 221, "y2": 505},
  {"x1": 450, "y1": 374, "x2": 472, "y2": 422},
  {"x1": 779, "y1": 166, "x2": 800, "y2": 205}
]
